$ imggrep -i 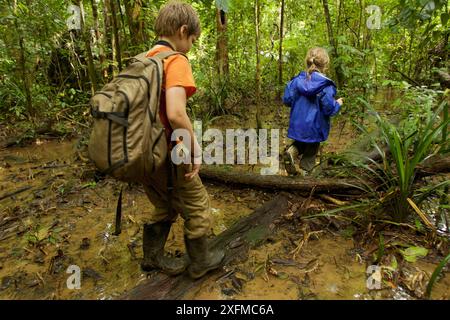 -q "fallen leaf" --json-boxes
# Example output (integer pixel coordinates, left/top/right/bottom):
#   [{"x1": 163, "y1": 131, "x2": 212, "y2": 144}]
[{"x1": 400, "y1": 246, "x2": 428, "y2": 262}]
